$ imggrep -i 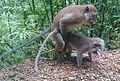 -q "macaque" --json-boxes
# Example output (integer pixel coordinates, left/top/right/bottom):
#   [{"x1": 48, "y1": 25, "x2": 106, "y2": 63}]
[{"x1": 67, "y1": 32, "x2": 105, "y2": 68}]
